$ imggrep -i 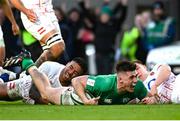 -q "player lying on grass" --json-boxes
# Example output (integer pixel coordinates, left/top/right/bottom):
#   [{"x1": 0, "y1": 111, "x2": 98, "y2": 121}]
[
  {"x1": 20, "y1": 54, "x2": 148, "y2": 105},
  {"x1": 0, "y1": 50, "x2": 87, "y2": 104},
  {"x1": 134, "y1": 60, "x2": 180, "y2": 104}
]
